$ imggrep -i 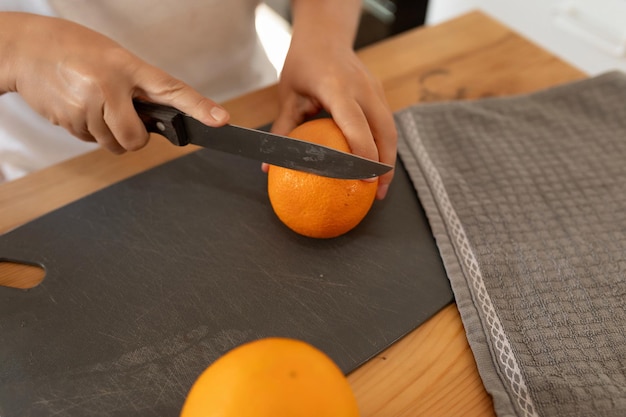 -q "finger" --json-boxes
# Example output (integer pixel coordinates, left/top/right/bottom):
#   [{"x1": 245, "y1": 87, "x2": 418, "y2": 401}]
[
  {"x1": 265, "y1": 109, "x2": 297, "y2": 174},
  {"x1": 268, "y1": 96, "x2": 320, "y2": 175},
  {"x1": 102, "y1": 94, "x2": 150, "y2": 152},
  {"x1": 60, "y1": 112, "x2": 98, "y2": 144},
  {"x1": 360, "y1": 97, "x2": 397, "y2": 200},
  {"x1": 134, "y1": 65, "x2": 230, "y2": 127},
  {"x1": 271, "y1": 106, "x2": 300, "y2": 138},
  {"x1": 67, "y1": 124, "x2": 97, "y2": 144},
  {"x1": 338, "y1": 73, "x2": 397, "y2": 198},
  {"x1": 86, "y1": 102, "x2": 127, "y2": 154},
  {"x1": 271, "y1": 94, "x2": 320, "y2": 136},
  {"x1": 323, "y1": 80, "x2": 397, "y2": 198},
  {"x1": 326, "y1": 97, "x2": 379, "y2": 163}
]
